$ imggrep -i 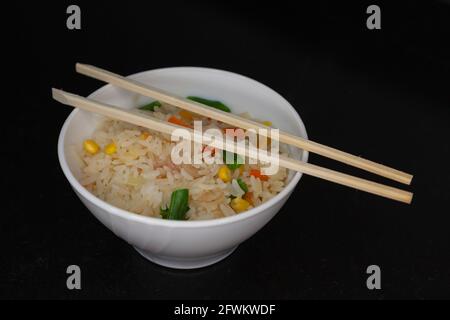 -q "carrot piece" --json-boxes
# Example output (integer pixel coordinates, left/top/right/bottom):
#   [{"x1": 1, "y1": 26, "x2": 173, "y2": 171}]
[
  {"x1": 243, "y1": 191, "x2": 254, "y2": 205},
  {"x1": 179, "y1": 110, "x2": 194, "y2": 122},
  {"x1": 168, "y1": 116, "x2": 192, "y2": 128},
  {"x1": 250, "y1": 169, "x2": 269, "y2": 181},
  {"x1": 202, "y1": 145, "x2": 216, "y2": 157}
]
